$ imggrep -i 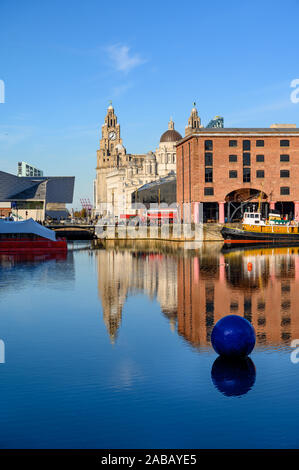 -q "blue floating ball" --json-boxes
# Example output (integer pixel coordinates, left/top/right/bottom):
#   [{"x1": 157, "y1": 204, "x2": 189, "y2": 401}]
[{"x1": 211, "y1": 315, "x2": 256, "y2": 358}]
